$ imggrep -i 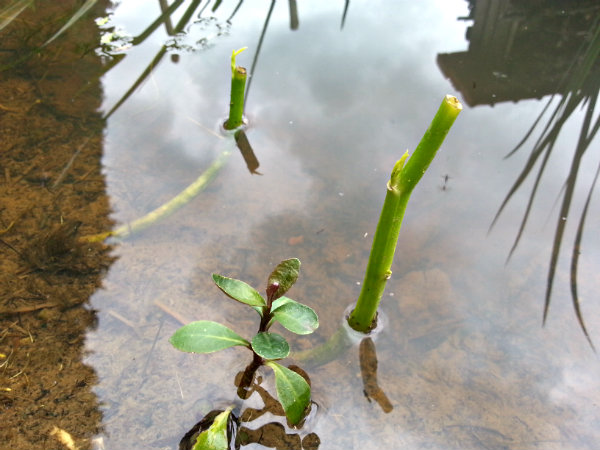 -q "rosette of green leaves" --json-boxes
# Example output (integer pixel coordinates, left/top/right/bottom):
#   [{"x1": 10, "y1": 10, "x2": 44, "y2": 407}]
[{"x1": 169, "y1": 258, "x2": 317, "y2": 425}]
